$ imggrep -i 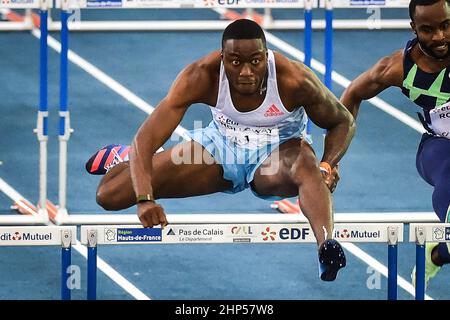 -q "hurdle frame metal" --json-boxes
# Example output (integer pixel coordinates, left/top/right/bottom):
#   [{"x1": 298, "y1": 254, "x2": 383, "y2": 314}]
[
  {"x1": 80, "y1": 220, "x2": 403, "y2": 300},
  {"x1": 0, "y1": 226, "x2": 76, "y2": 300}
]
